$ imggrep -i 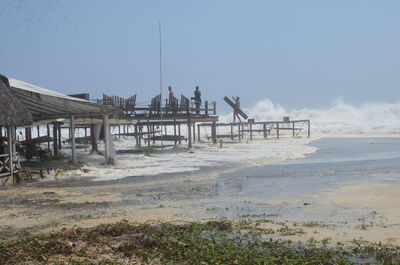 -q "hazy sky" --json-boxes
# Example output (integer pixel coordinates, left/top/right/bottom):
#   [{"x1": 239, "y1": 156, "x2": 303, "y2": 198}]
[{"x1": 0, "y1": 0, "x2": 399, "y2": 113}]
